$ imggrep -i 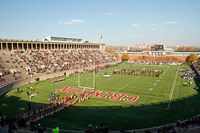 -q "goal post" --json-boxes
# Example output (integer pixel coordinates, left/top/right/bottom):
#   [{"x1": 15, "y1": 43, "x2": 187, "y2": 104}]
[{"x1": 77, "y1": 63, "x2": 96, "y2": 90}]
